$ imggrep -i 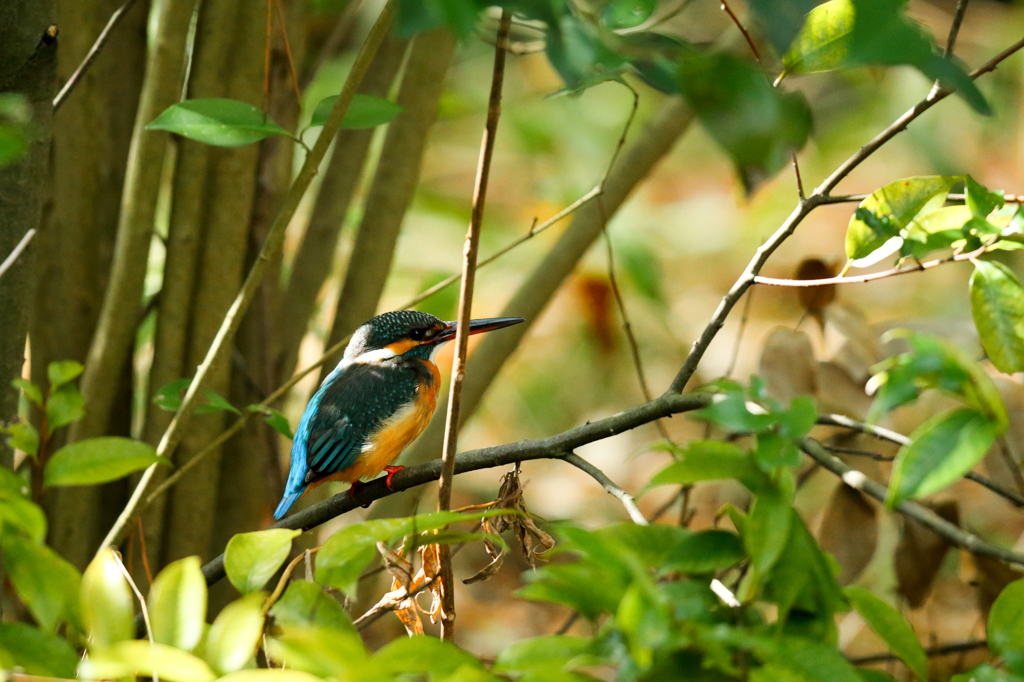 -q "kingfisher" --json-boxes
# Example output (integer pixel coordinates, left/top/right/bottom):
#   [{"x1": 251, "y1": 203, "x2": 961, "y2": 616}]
[{"x1": 274, "y1": 310, "x2": 524, "y2": 519}]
